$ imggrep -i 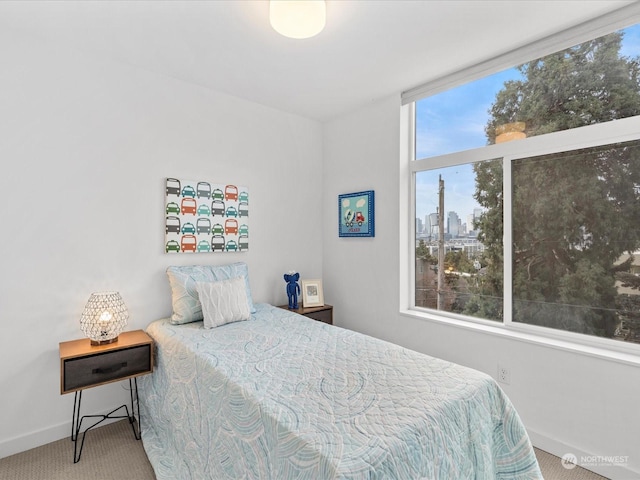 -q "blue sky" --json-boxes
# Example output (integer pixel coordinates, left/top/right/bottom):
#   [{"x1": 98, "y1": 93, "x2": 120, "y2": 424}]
[
  {"x1": 414, "y1": 68, "x2": 522, "y2": 224},
  {"x1": 415, "y1": 23, "x2": 640, "y2": 226}
]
